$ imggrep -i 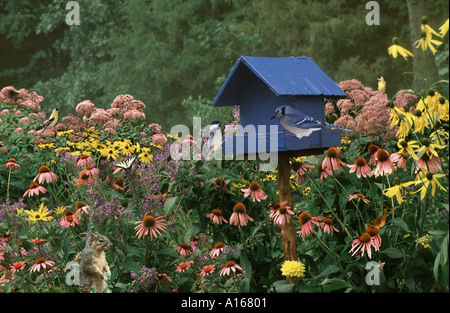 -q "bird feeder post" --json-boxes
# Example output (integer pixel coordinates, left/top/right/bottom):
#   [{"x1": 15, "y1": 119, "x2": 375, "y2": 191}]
[{"x1": 277, "y1": 153, "x2": 297, "y2": 262}]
